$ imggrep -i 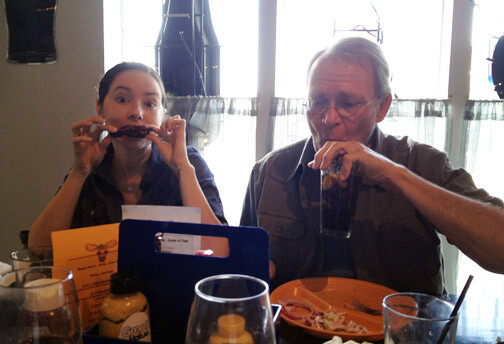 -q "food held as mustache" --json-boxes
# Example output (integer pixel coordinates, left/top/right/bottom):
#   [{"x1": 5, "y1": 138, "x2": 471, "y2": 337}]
[{"x1": 109, "y1": 125, "x2": 153, "y2": 138}]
